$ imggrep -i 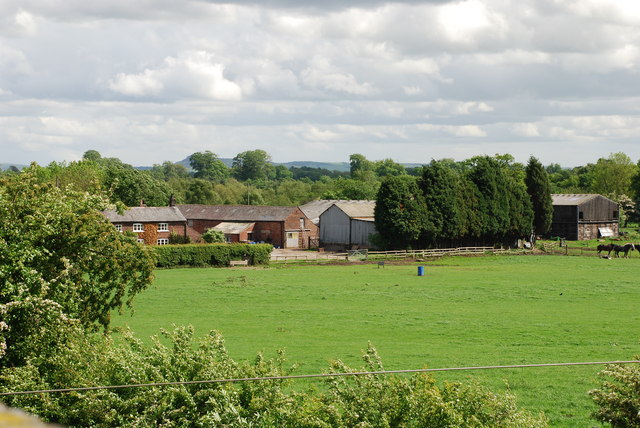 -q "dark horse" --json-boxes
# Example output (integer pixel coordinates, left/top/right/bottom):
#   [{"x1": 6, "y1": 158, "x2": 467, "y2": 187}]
[
  {"x1": 597, "y1": 244, "x2": 614, "y2": 256},
  {"x1": 613, "y1": 243, "x2": 635, "y2": 258}
]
